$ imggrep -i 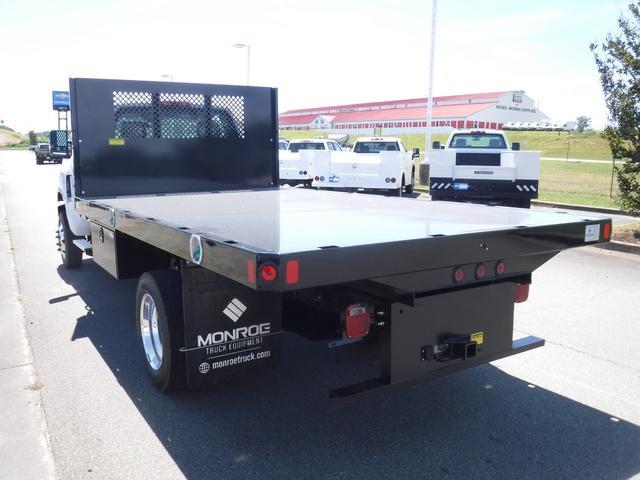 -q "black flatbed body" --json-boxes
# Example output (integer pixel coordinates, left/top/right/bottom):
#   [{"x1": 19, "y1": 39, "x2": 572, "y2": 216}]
[
  {"x1": 66, "y1": 77, "x2": 614, "y2": 396},
  {"x1": 77, "y1": 188, "x2": 610, "y2": 291}
]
